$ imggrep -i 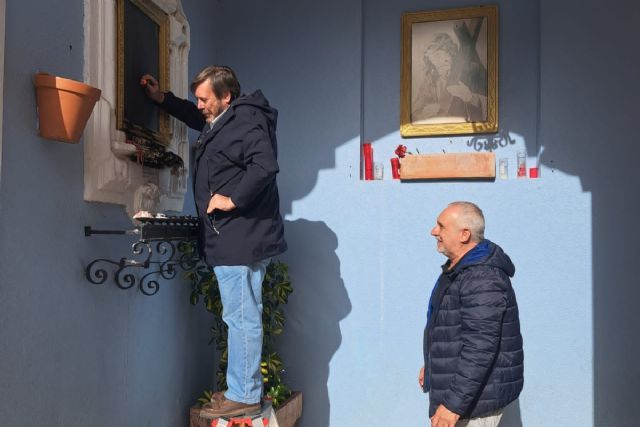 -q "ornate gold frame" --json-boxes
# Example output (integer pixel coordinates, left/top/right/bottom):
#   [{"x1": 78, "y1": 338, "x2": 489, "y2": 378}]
[
  {"x1": 400, "y1": 5, "x2": 498, "y2": 137},
  {"x1": 116, "y1": 0, "x2": 170, "y2": 146}
]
